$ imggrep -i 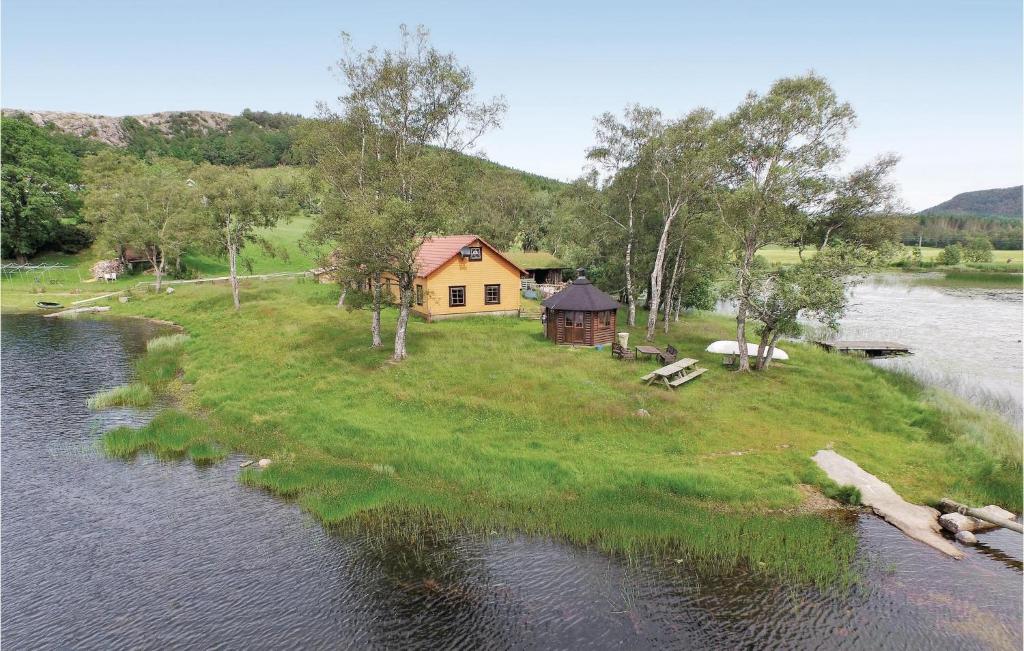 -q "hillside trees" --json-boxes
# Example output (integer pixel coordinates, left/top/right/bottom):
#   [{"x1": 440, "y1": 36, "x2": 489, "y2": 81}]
[
  {"x1": 306, "y1": 25, "x2": 505, "y2": 360},
  {"x1": 1, "y1": 116, "x2": 98, "y2": 260}
]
